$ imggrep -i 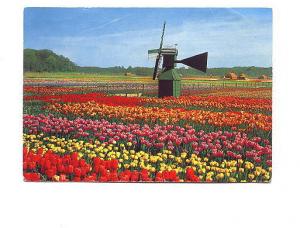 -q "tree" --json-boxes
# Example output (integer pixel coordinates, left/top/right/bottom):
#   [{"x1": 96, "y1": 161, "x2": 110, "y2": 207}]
[{"x1": 23, "y1": 49, "x2": 77, "y2": 72}]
